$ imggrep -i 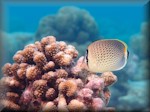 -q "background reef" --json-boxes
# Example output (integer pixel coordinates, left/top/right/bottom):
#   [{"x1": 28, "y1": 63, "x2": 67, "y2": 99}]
[
  {"x1": 36, "y1": 6, "x2": 99, "y2": 44},
  {"x1": 0, "y1": 2, "x2": 150, "y2": 111}
]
